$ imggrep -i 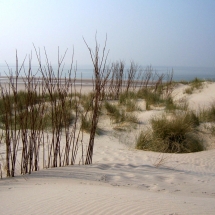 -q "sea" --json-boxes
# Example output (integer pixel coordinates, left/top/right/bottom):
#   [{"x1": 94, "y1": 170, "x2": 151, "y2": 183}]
[{"x1": 0, "y1": 64, "x2": 214, "y2": 82}]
